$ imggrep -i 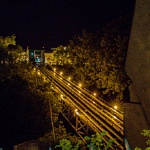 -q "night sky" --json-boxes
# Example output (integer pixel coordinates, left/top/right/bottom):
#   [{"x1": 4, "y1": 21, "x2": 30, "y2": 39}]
[{"x1": 0, "y1": 0, "x2": 135, "y2": 49}]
